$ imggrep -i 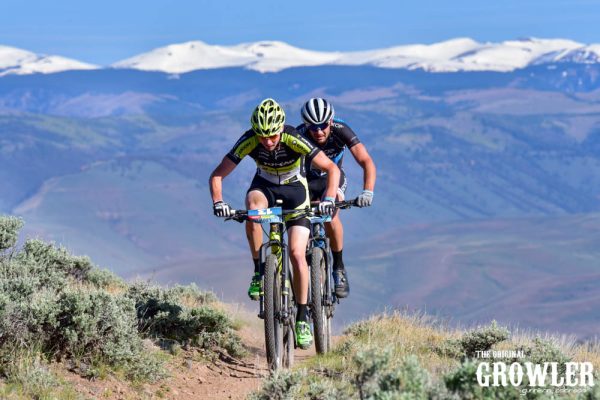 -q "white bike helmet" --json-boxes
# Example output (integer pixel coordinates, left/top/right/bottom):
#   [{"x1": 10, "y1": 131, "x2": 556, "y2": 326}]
[{"x1": 301, "y1": 97, "x2": 335, "y2": 125}]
